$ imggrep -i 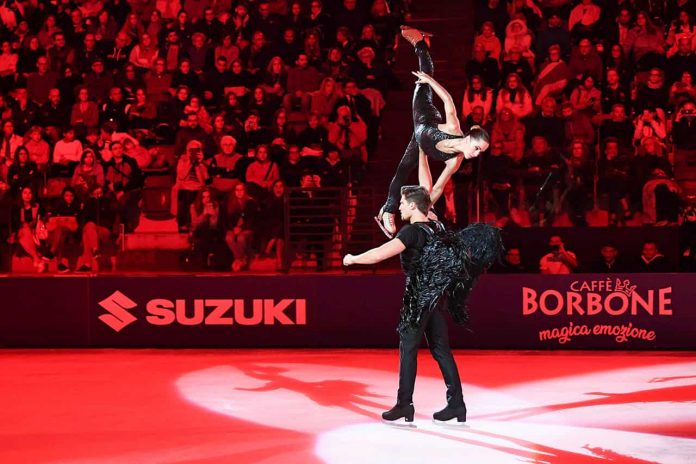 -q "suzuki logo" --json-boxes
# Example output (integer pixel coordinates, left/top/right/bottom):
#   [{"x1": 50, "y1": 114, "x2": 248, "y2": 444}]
[{"x1": 98, "y1": 291, "x2": 138, "y2": 332}]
